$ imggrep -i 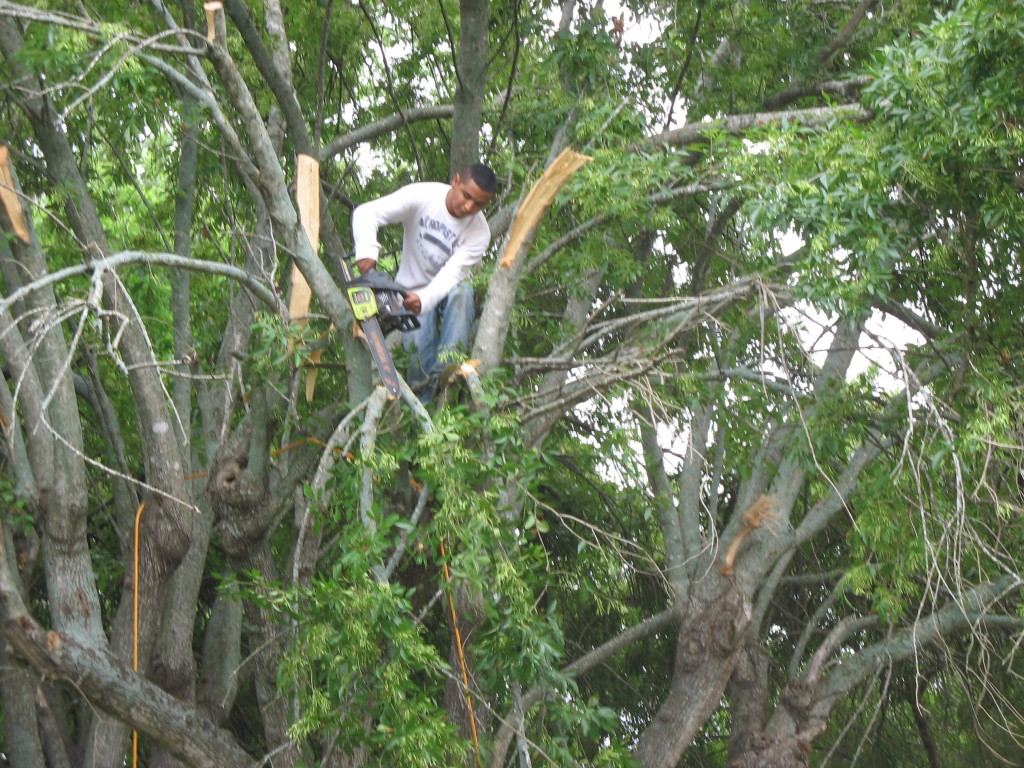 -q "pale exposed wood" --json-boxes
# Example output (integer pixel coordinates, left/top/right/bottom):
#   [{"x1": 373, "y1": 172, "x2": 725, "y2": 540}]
[
  {"x1": 0, "y1": 146, "x2": 30, "y2": 242},
  {"x1": 293, "y1": 154, "x2": 323, "y2": 401},
  {"x1": 295, "y1": 154, "x2": 320, "y2": 254},
  {"x1": 500, "y1": 147, "x2": 591, "y2": 269},
  {"x1": 204, "y1": 2, "x2": 223, "y2": 43},
  {"x1": 721, "y1": 496, "x2": 776, "y2": 575},
  {"x1": 290, "y1": 154, "x2": 318, "y2": 324}
]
